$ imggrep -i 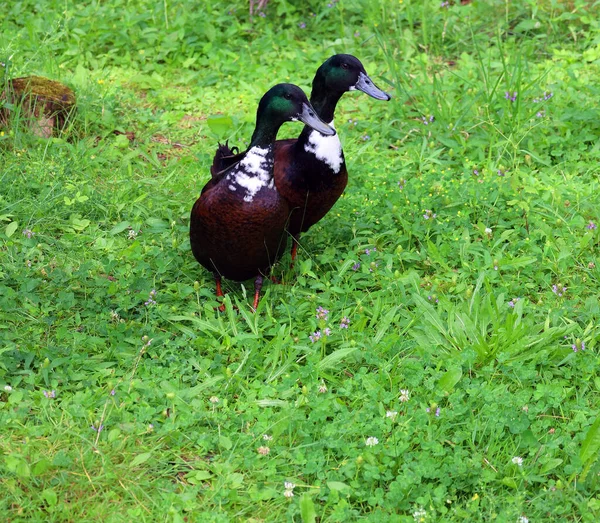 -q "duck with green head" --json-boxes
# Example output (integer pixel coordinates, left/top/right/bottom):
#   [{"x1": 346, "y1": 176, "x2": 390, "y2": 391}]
[
  {"x1": 190, "y1": 83, "x2": 335, "y2": 310},
  {"x1": 211, "y1": 54, "x2": 390, "y2": 264}
]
